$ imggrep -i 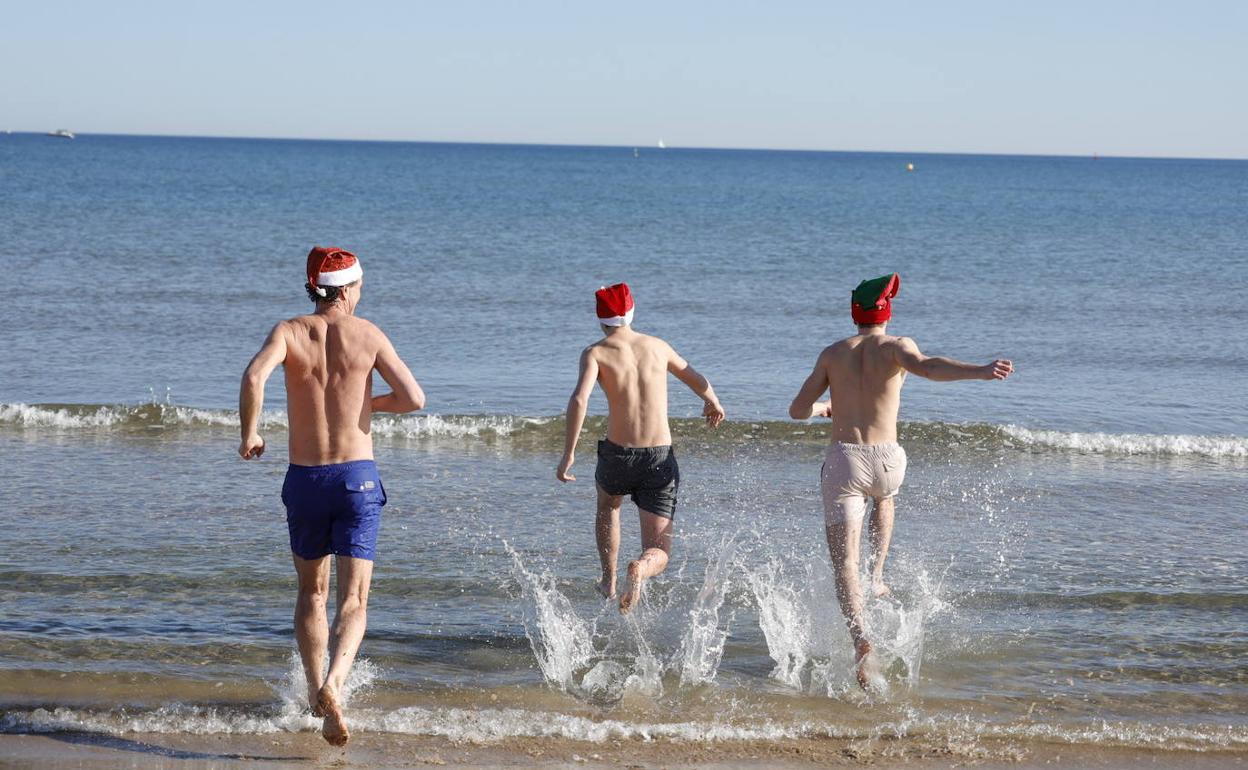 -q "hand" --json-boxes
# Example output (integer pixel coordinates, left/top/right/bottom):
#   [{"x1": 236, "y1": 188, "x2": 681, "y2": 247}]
[
  {"x1": 703, "y1": 400, "x2": 726, "y2": 428},
  {"x1": 239, "y1": 434, "x2": 265, "y2": 460},
  {"x1": 816, "y1": 401, "x2": 833, "y2": 418},
  {"x1": 983, "y1": 359, "x2": 1014, "y2": 380},
  {"x1": 556, "y1": 453, "x2": 576, "y2": 482}
]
